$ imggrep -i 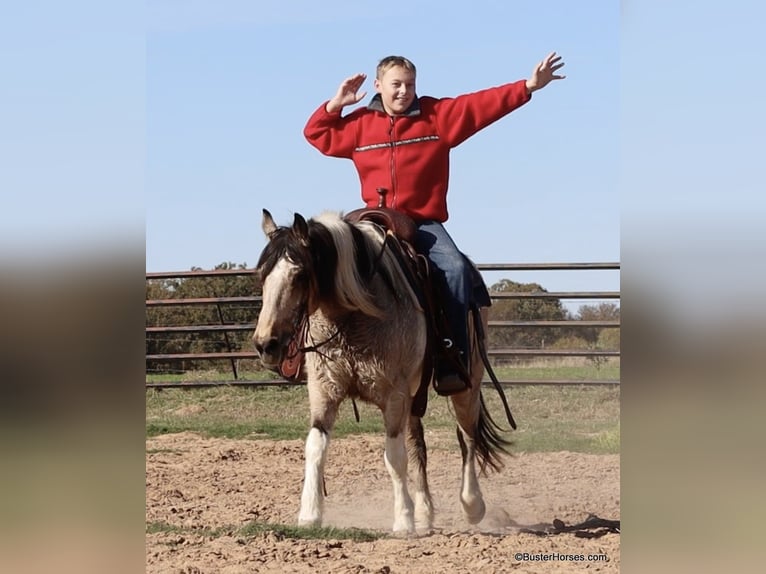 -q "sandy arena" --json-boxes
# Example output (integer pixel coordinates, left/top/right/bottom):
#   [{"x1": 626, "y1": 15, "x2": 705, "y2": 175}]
[{"x1": 147, "y1": 431, "x2": 619, "y2": 573}]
